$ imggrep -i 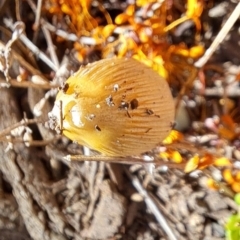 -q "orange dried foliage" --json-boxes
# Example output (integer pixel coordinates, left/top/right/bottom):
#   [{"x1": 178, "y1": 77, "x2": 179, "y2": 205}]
[
  {"x1": 163, "y1": 130, "x2": 184, "y2": 145},
  {"x1": 218, "y1": 115, "x2": 238, "y2": 141},
  {"x1": 44, "y1": 0, "x2": 204, "y2": 82},
  {"x1": 236, "y1": 72, "x2": 240, "y2": 81},
  {"x1": 45, "y1": 0, "x2": 97, "y2": 34},
  {"x1": 223, "y1": 169, "x2": 240, "y2": 193},
  {"x1": 185, "y1": 154, "x2": 231, "y2": 173},
  {"x1": 214, "y1": 157, "x2": 232, "y2": 167},
  {"x1": 112, "y1": 1, "x2": 204, "y2": 81},
  {"x1": 136, "y1": 0, "x2": 159, "y2": 7},
  {"x1": 115, "y1": 5, "x2": 135, "y2": 25},
  {"x1": 164, "y1": 0, "x2": 204, "y2": 32},
  {"x1": 159, "y1": 149, "x2": 183, "y2": 163},
  {"x1": 184, "y1": 155, "x2": 199, "y2": 173},
  {"x1": 207, "y1": 178, "x2": 220, "y2": 191}
]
